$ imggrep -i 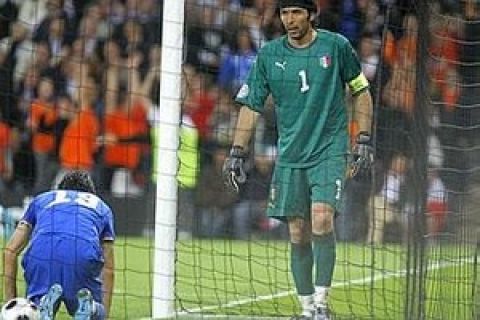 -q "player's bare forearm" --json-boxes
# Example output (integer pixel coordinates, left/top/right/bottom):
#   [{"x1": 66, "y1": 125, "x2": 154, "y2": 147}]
[
  {"x1": 232, "y1": 106, "x2": 260, "y2": 150},
  {"x1": 4, "y1": 249, "x2": 18, "y2": 300},
  {"x1": 102, "y1": 241, "x2": 115, "y2": 318},
  {"x1": 352, "y1": 89, "x2": 373, "y2": 135},
  {"x1": 4, "y1": 224, "x2": 30, "y2": 299}
]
